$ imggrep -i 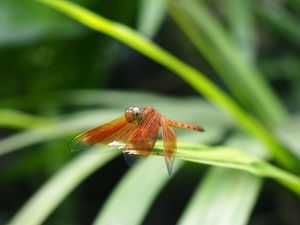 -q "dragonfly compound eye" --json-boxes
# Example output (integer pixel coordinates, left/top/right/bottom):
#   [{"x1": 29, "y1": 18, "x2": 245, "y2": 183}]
[{"x1": 125, "y1": 107, "x2": 142, "y2": 123}]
